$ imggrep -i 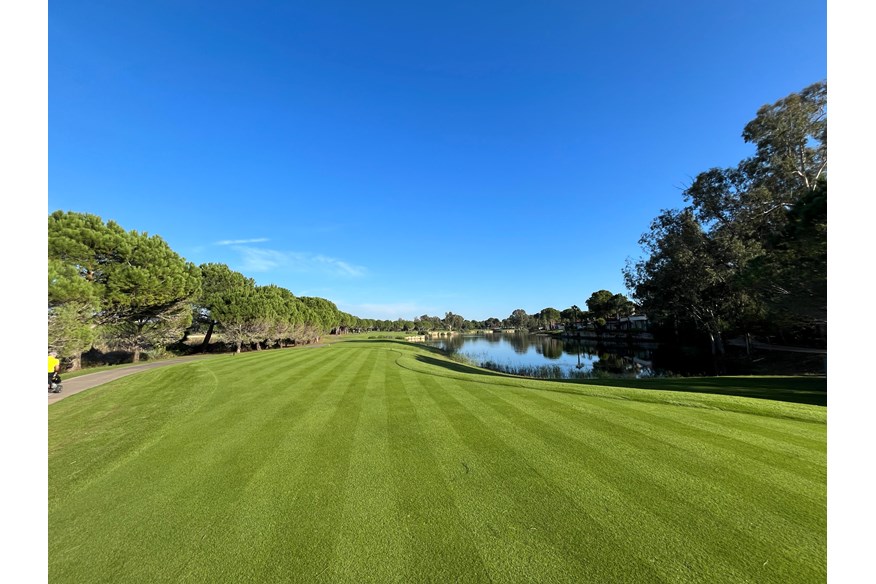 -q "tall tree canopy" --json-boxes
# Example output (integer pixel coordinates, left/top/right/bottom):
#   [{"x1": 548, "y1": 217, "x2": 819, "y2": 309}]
[
  {"x1": 49, "y1": 211, "x2": 201, "y2": 362},
  {"x1": 585, "y1": 290, "x2": 635, "y2": 321},
  {"x1": 624, "y1": 81, "x2": 827, "y2": 353},
  {"x1": 444, "y1": 312, "x2": 464, "y2": 331},
  {"x1": 537, "y1": 307, "x2": 561, "y2": 328},
  {"x1": 197, "y1": 263, "x2": 256, "y2": 347}
]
